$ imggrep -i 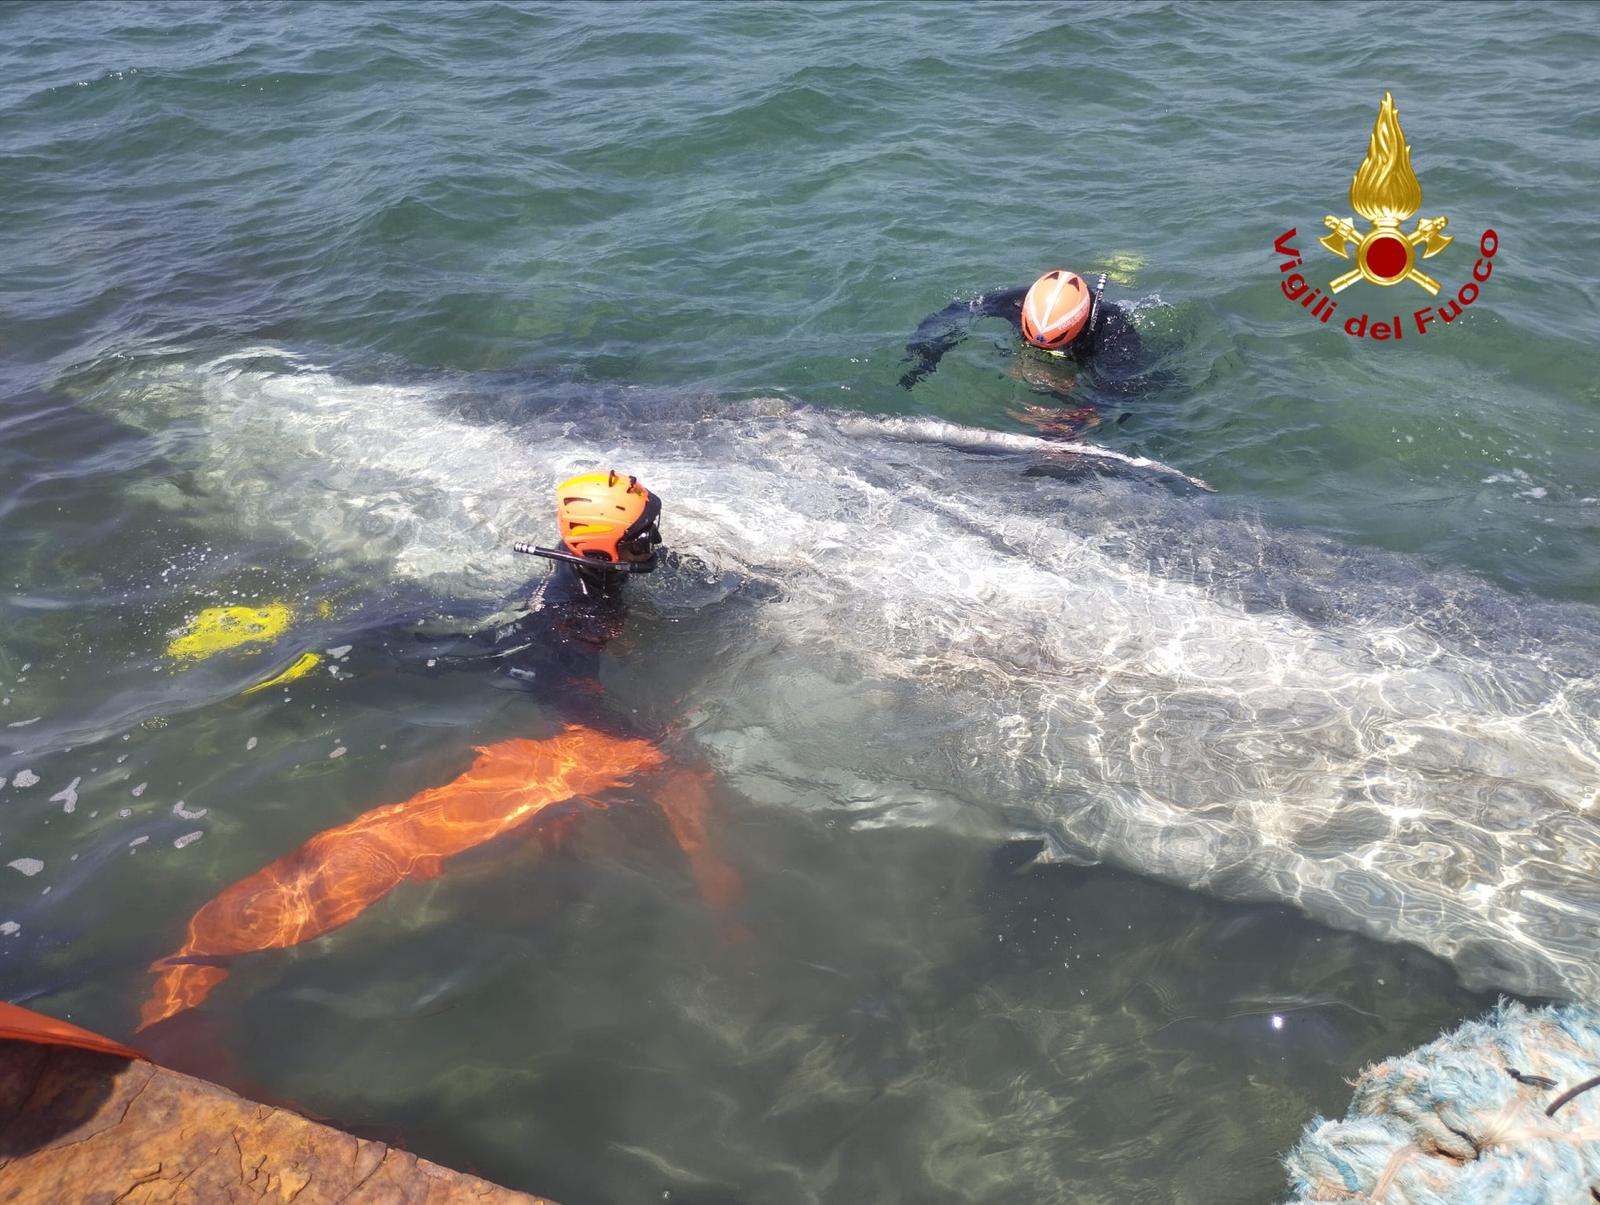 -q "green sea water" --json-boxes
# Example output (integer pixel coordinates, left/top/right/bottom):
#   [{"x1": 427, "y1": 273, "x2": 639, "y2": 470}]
[{"x1": 2, "y1": 3, "x2": 1597, "y2": 1202}]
